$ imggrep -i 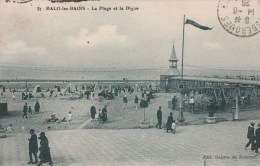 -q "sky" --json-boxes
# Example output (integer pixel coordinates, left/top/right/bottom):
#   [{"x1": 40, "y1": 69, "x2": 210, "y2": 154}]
[{"x1": 0, "y1": 0, "x2": 259, "y2": 70}]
